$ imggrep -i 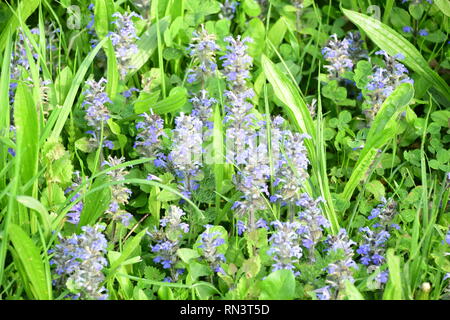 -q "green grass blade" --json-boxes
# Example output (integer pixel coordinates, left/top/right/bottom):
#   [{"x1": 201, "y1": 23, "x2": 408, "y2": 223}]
[
  {"x1": 342, "y1": 8, "x2": 450, "y2": 102},
  {"x1": 8, "y1": 224, "x2": 52, "y2": 300},
  {"x1": 0, "y1": 26, "x2": 12, "y2": 200},
  {"x1": 107, "y1": 229, "x2": 147, "y2": 279},
  {"x1": 383, "y1": 249, "x2": 403, "y2": 300},
  {"x1": 46, "y1": 37, "x2": 107, "y2": 142},
  {"x1": 0, "y1": 0, "x2": 41, "y2": 52}
]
